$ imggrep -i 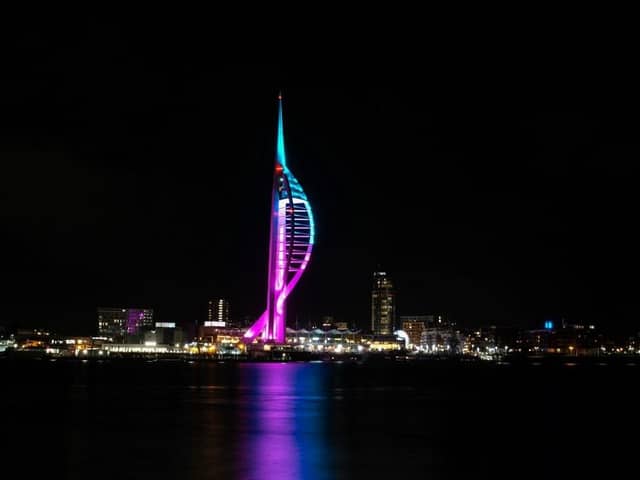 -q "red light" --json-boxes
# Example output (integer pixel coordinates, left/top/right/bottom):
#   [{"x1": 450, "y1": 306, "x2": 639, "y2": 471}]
[{"x1": 275, "y1": 165, "x2": 283, "y2": 172}]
